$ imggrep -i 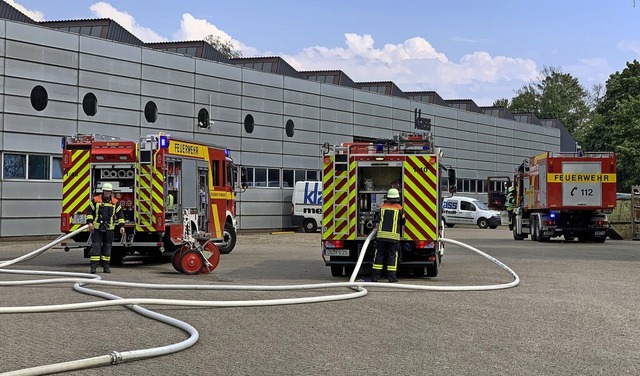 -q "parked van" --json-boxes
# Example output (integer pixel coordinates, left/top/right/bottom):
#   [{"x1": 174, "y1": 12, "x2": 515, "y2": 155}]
[
  {"x1": 442, "y1": 196, "x2": 502, "y2": 229},
  {"x1": 292, "y1": 181, "x2": 323, "y2": 232}
]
